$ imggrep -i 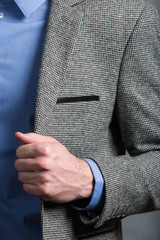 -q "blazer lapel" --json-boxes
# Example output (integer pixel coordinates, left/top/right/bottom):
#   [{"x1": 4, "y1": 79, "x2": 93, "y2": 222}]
[{"x1": 34, "y1": 0, "x2": 84, "y2": 134}]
